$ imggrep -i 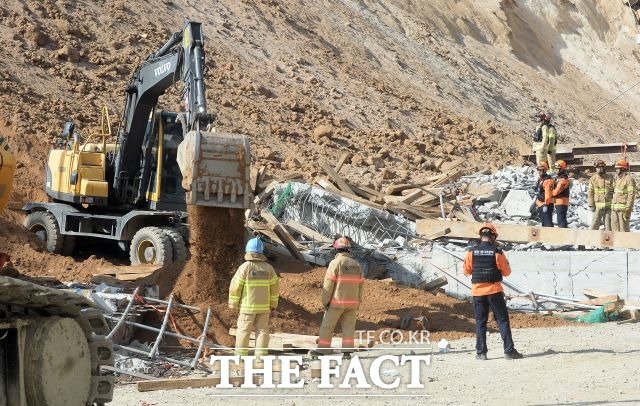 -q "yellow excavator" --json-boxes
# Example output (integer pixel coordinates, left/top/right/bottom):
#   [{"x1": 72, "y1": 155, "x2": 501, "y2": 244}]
[
  {"x1": 23, "y1": 21, "x2": 250, "y2": 265},
  {"x1": 0, "y1": 138, "x2": 114, "y2": 405}
]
